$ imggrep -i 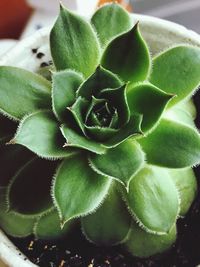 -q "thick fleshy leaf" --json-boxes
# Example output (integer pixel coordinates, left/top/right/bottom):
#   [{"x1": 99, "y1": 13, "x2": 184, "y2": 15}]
[
  {"x1": 82, "y1": 184, "x2": 131, "y2": 245},
  {"x1": 101, "y1": 23, "x2": 150, "y2": 84},
  {"x1": 34, "y1": 208, "x2": 76, "y2": 240},
  {"x1": 104, "y1": 113, "x2": 143, "y2": 148},
  {"x1": 91, "y1": 3, "x2": 132, "y2": 47},
  {"x1": 127, "y1": 166, "x2": 179, "y2": 234},
  {"x1": 77, "y1": 66, "x2": 122, "y2": 99},
  {"x1": 89, "y1": 141, "x2": 145, "y2": 188},
  {"x1": 85, "y1": 96, "x2": 106, "y2": 125},
  {"x1": 164, "y1": 106, "x2": 196, "y2": 128},
  {"x1": 100, "y1": 84, "x2": 130, "y2": 126},
  {"x1": 13, "y1": 110, "x2": 76, "y2": 159},
  {"x1": 127, "y1": 83, "x2": 173, "y2": 132},
  {"x1": 125, "y1": 220, "x2": 176, "y2": 258},
  {"x1": 50, "y1": 5, "x2": 100, "y2": 77},
  {"x1": 8, "y1": 158, "x2": 57, "y2": 216},
  {"x1": 150, "y1": 46, "x2": 200, "y2": 107},
  {"x1": 86, "y1": 126, "x2": 118, "y2": 142},
  {"x1": 139, "y1": 119, "x2": 200, "y2": 168},
  {"x1": 0, "y1": 66, "x2": 51, "y2": 120},
  {"x1": 52, "y1": 155, "x2": 111, "y2": 225},
  {"x1": 0, "y1": 145, "x2": 34, "y2": 187},
  {"x1": 61, "y1": 124, "x2": 107, "y2": 154},
  {"x1": 68, "y1": 97, "x2": 88, "y2": 135},
  {"x1": 0, "y1": 188, "x2": 35, "y2": 237},
  {"x1": 52, "y1": 70, "x2": 83, "y2": 122},
  {"x1": 169, "y1": 168, "x2": 197, "y2": 216},
  {"x1": 176, "y1": 99, "x2": 197, "y2": 120},
  {"x1": 0, "y1": 115, "x2": 17, "y2": 143}
]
